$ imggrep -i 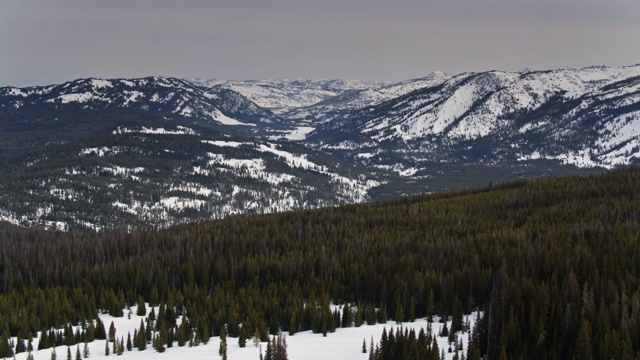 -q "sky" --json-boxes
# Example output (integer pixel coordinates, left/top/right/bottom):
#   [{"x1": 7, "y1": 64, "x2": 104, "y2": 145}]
[{"x1": 1, "y1": 0, "x2": 639, "y2": 87}]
